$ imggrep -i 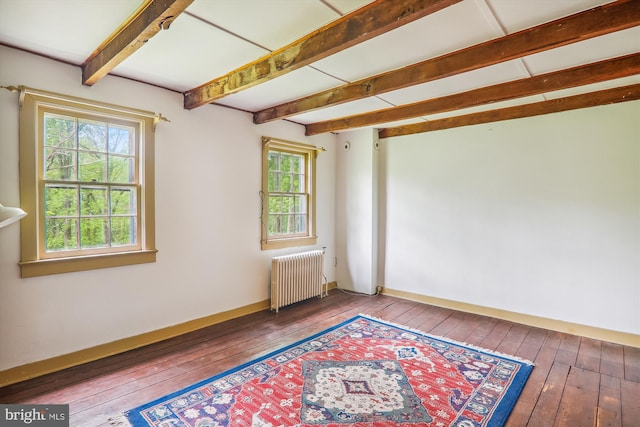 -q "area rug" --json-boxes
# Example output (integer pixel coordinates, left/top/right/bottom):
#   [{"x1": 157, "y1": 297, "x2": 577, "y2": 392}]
[{"x1": 125, "y1": 314, "x2": 533, "y2": 426}]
